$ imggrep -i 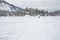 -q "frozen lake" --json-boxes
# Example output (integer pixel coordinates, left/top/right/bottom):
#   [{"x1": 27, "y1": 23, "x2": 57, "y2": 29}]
[{"x1": 0, "y1": 16, "x2": 60, "y2": 40}]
